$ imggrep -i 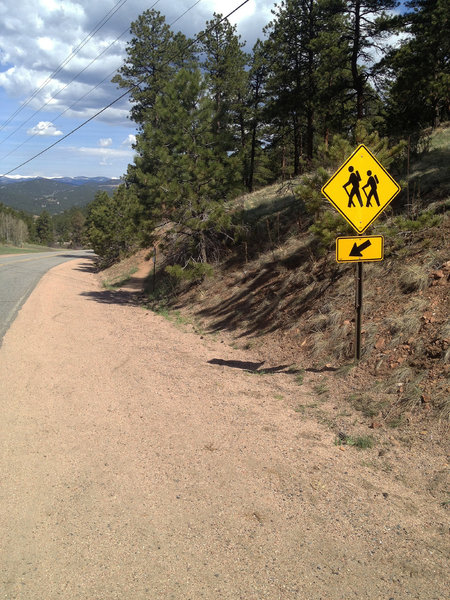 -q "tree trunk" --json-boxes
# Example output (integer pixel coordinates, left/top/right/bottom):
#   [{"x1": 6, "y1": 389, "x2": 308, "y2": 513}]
[{"x1": 351, "y1": 0, "x2": 364, "y2": 121}]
